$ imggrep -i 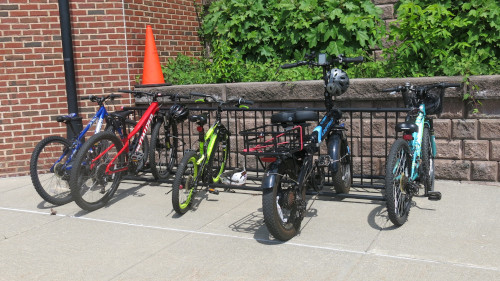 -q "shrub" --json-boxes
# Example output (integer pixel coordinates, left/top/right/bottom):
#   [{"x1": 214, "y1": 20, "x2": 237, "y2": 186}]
[{"x1": 385, "y1": 0, "x2": 500, "y2": 77}]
